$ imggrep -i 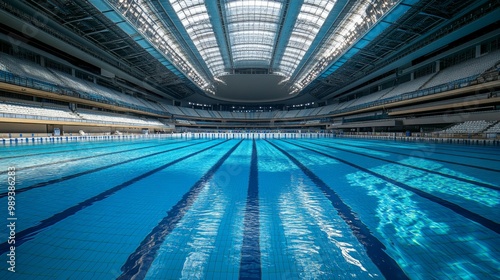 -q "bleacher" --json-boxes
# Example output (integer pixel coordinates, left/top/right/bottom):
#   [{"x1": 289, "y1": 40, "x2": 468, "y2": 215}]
[
  {"x1": 0, "y1": 53, "x2": 166, "y2": 114},
  {"x1": 0, "y1": 100, "x2": 165, "y2": 127},
  {"x1": 348, "y1": 92, "x2": 383, "y2": 108},
  {"x1": 49, "y1": 71, "x2": 109, "y2": 102},
  {"x1": 441, "y1": 120, "x2": 495, "y2": 134},
  {"x1": 0, "y1": 49, "x2": 498, "y2": 124},
  {"x1": 196, "y1": 110, "x2": 212, "y2": 118},
  {"x1": 161, "y1": 104, "x2": 184, "y2": 115},
  {"x1": 330, "y1": 51, "x2": 500, "y2": 114},
  {"x1": 389, "y1": 93, "x2": 491, "y2": 114},
  {"x1": 218, "y1": 111, "x2": 234, "y2": 118},
  {"x1": 209, "y1": 110, "x2": 223, "y2": 118},
  {"x1": 78, "y1": 109, "x2": 164, "y2": 126},
  {"x1": 178, "y1": 107, "x2": 200, "y2": 117},
  {"x1": 283, "y1": 110, "x2": 299, "y2": 118},
  {"x1": 0, "y1": 53, "x2": 60, "y2": 84},
  {"x1": 484, "y1": 121, "x2": 500, "y2": 134},
  {"x1": 383, "y1": 75, "x2": 434, "y2": 99},
  {"x1": 0, "y1": 101, "x2": 77, "y2": 119},
  {"x1": 423, "y1": 51, "x2": 500, "y2": 89}
]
